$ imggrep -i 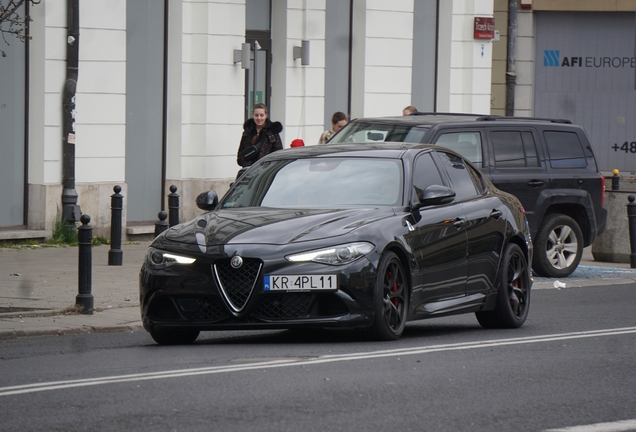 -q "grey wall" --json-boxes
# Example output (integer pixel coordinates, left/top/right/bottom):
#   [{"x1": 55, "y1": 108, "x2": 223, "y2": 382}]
[
  {"x1": 324, "y1": 0, "x2": 351, "y2": 132},
  {"x1": 534, "y1": 12, "x2": 636, "y2": 174},
  {"x1": 411, "y1": 0, "x2": 438, "y2": 113},
  {"x1": 0, "y1": 16, "x2": 26, "y2": 227},
  {"x1": 246, "y1": 0, "x2": 271, "y2": 31},
  {"x1": 125, "y1": 0, "x2": 165, "y2": 222}
]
